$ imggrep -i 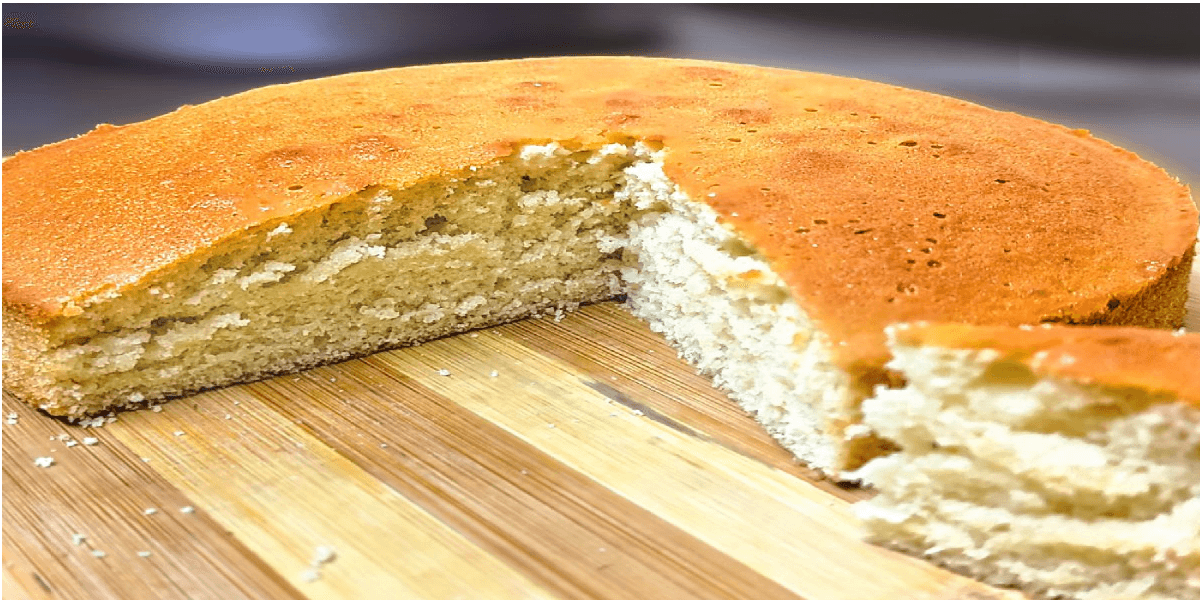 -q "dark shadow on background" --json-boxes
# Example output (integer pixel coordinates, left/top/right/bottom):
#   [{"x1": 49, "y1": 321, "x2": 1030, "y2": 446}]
[{"x1": 724, "y1": 5, "x2": 1200, "y2": 58}]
